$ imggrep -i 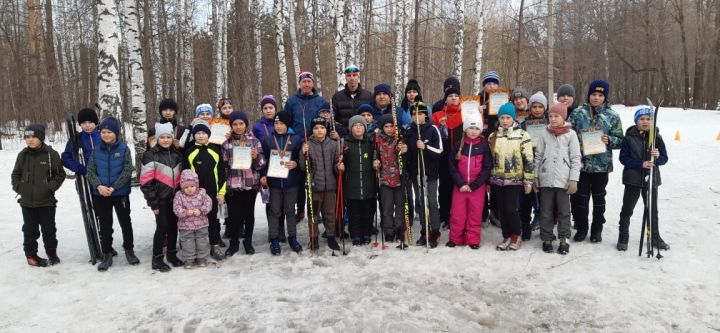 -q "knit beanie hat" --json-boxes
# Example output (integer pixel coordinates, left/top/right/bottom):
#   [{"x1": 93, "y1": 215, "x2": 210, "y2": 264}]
[
  {"x1": 529, "y1": 91, "x2": 548, "y2": 110},
  {"x1": 154, "y1": 122, "x2": 174, "y2": 139},
  {"x1": 556, "y1": 84, "x2": 575, "y2": 98},
  {"x1": 463, "y1": 114, "x2": 483, "y2": 132},
  {"x1": 260, "y1": 95, "x2": 277, "y2": 109},
  {"x1": 298, "y1": 71, "x2": 315, "y2": 83},
  {"x1": 348, "y1": 115, "x2": 367, "y2": 131},
  {"x1": 318, "y1": 101, "x2": 332, "y2": 114},
  {"x1": 311, "y1": 117, "x2": 329, "y2": 130},
  {"x1": 511, "y1": 87, "x2": 530, "y2": 101},
  {"x1": 24, "y1": 124, "x2": 46, "y2": 142},
  {"x1": 411, "y1": 102, "x2": 429, "y2": 115},
  {"x1": 229, "y1": 111, "x2": 249, "y2": 126},
  {"x1": 78, "y1": 108, "x2": 99, "y2": 125},
  {"x1": 191, "y1": 121, "x2": 211, "y2": 137},
  {"x1": 548, "y1": 103, "x2": 568, "y2": 120},
  {"x1": 405, "y1": 79, "x2": 422, "y2": 94},
  {"x1": 377, "y1": 114, "x2": 395, "y2": 130},
  {"x1": 634, "y1": 107, "x2": 653, "y2": 124},
  {"x1": 158, "y1": 98, "x2": 178, "y2": 114},
  {"x1": 587, "y1": 80, "x2": 610, "y2": 101},
  {"x1": 195, "y1": 104, "x2": 214, "y2": 118},
  {"x1": 444, "y1": 86, "x2": 461, "y2": 100},
  {"x1": 180, "y1": 169, "x2": 199, "y2": 189},
  {"x1": 497, "y1": 102, "x2": 516, "y2": 120},
  {"x1": 482, "y1": 71, "x2": 501, "y2": 86},
  {"x1": 98, "y1": 117, "x2": 121, "y2": 137},
  {"x1": 274, "y1": 111, "x2": 293, "y2": 127},
  {"x1": 358, "y1": 104, "x2": 374, "y2": 115},
  {"x1": 374, "y1": 83, "x2": 392, "y2": 96},
  {"x1": 443, "y1": 76, "x2": 460, "y2": 92}
]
